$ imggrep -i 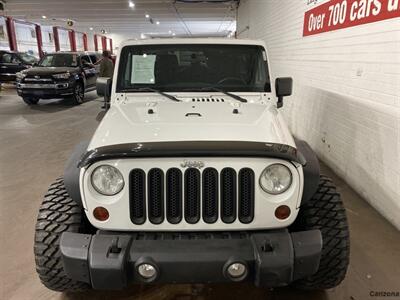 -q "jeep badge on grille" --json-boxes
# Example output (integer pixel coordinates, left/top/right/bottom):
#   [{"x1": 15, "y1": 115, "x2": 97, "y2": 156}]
[{"x1": 180, "y1": 160, "x2": 205, "y2": 169}]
